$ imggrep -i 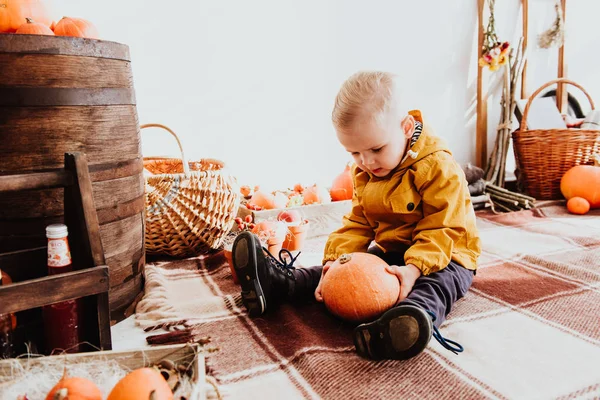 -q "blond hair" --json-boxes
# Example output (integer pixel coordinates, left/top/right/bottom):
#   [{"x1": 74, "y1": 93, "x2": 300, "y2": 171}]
[{"x1": 332, "y1": 71, "x2": 402, "y2": 131}]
